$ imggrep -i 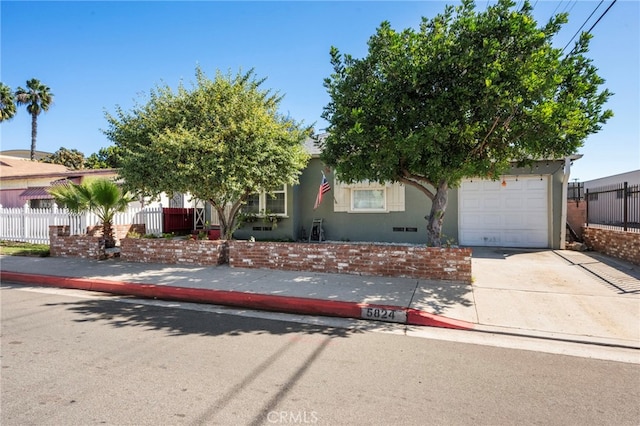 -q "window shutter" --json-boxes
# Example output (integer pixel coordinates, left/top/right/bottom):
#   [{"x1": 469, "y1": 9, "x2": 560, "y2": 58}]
[
  {"x1": 333, "y1": 178, "x2": 350, "y2": 212},
  {"x1": 387, "y1": 182, "x2": 405, "y2": 212}
]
